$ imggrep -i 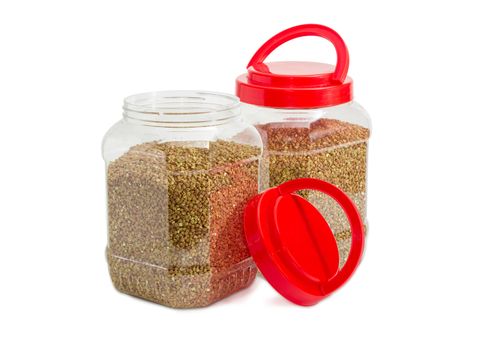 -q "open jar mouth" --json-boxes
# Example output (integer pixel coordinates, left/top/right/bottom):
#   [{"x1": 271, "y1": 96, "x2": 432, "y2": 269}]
[{"x1": 123, "y1": 91, "x2": 241, "y2": 126}]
